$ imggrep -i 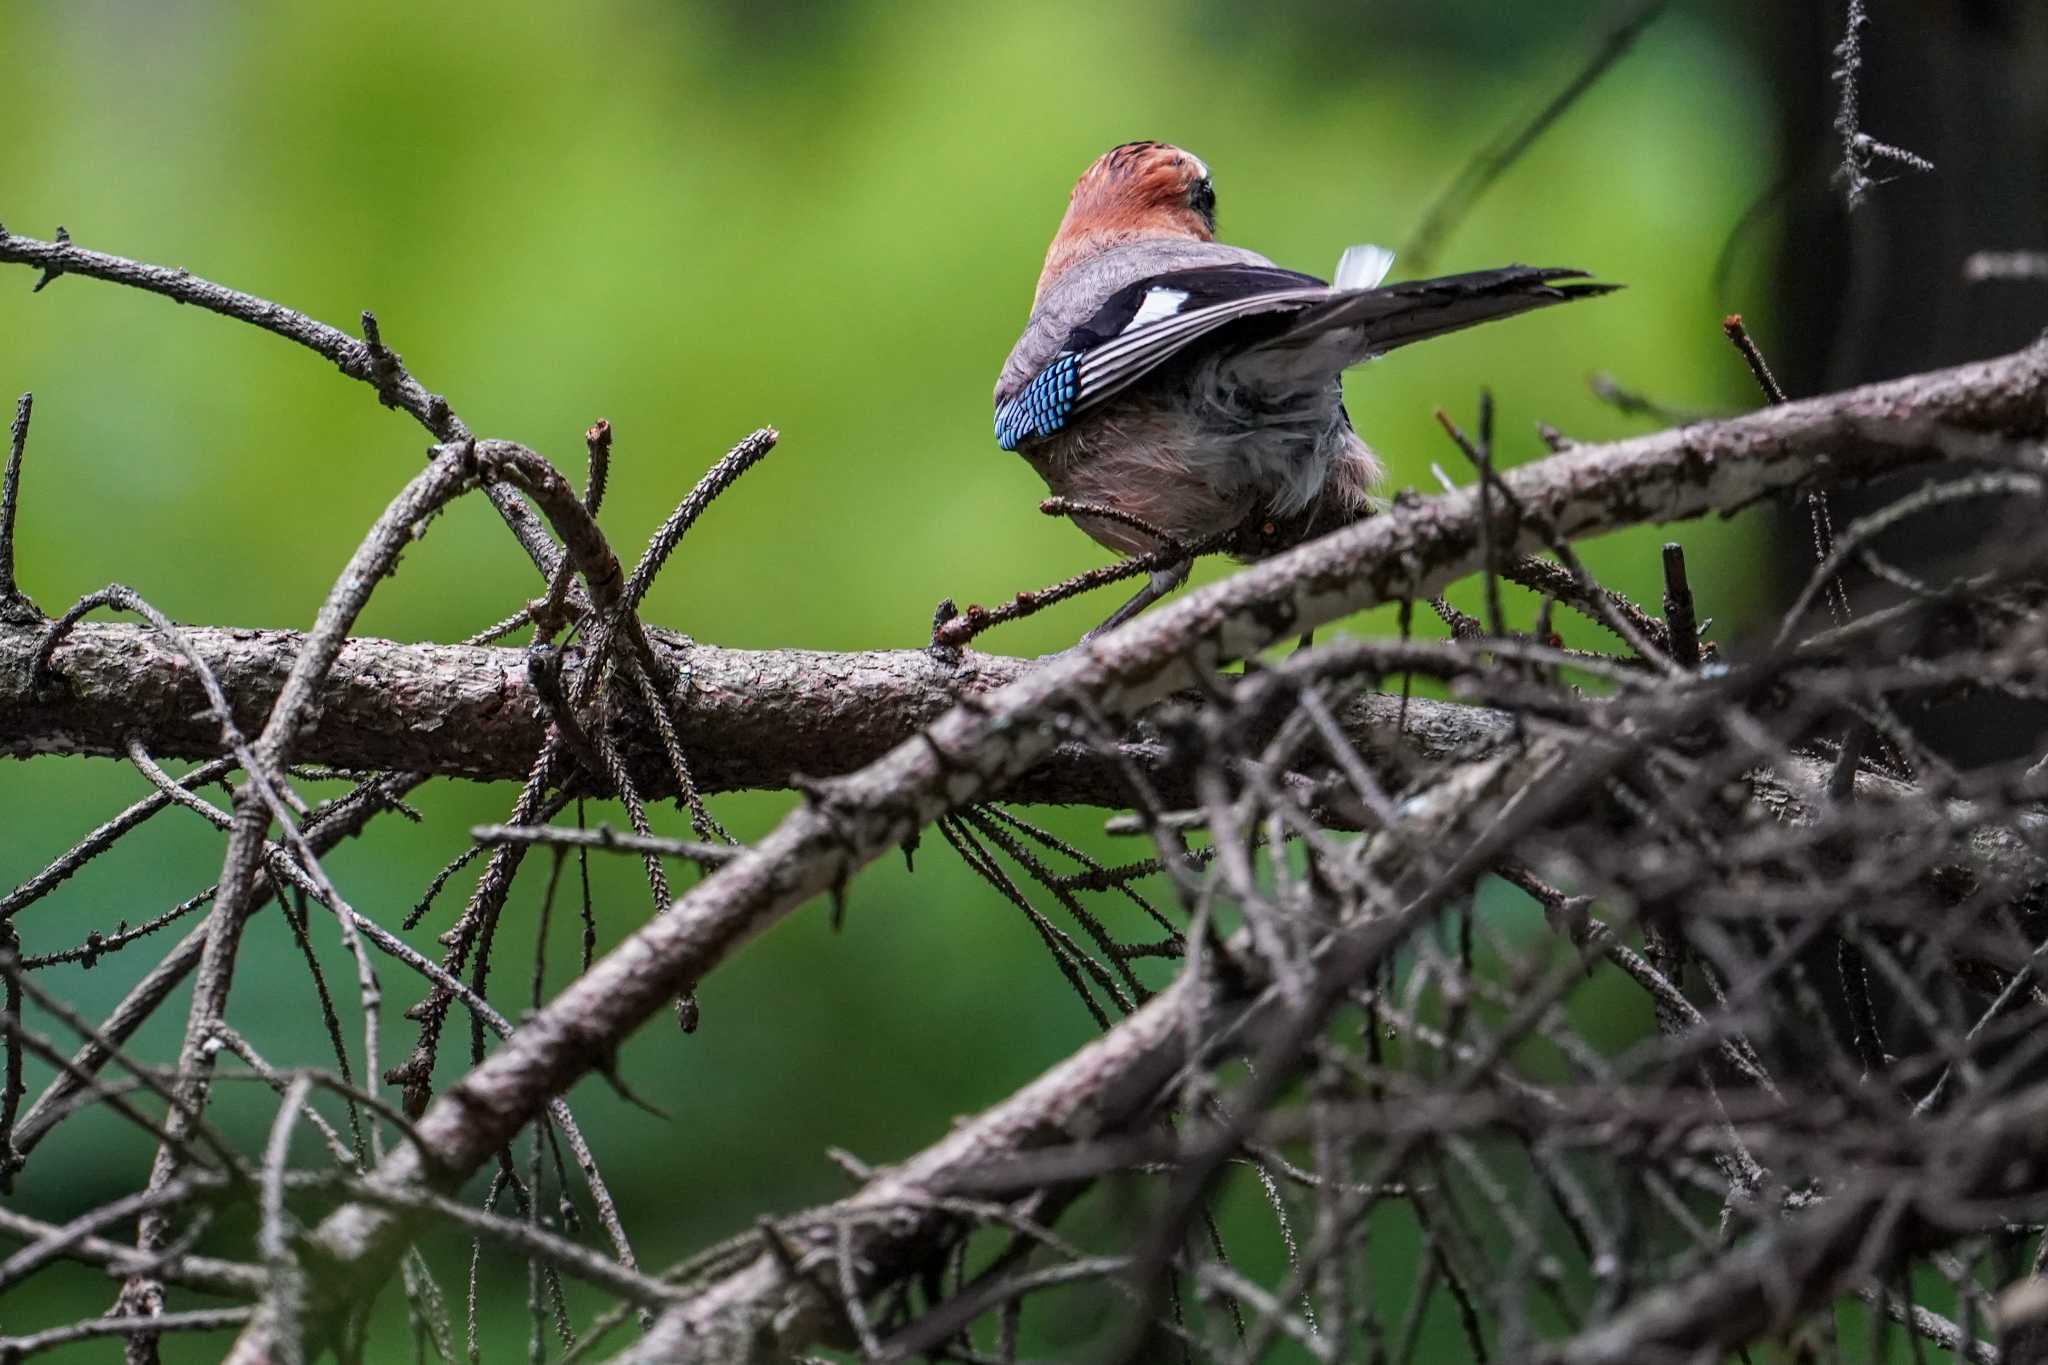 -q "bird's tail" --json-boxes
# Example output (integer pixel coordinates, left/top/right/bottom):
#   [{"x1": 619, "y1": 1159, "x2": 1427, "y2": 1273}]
[{"x1": 1278, "y1": 266, "x2": 1616, "y2": 358}]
